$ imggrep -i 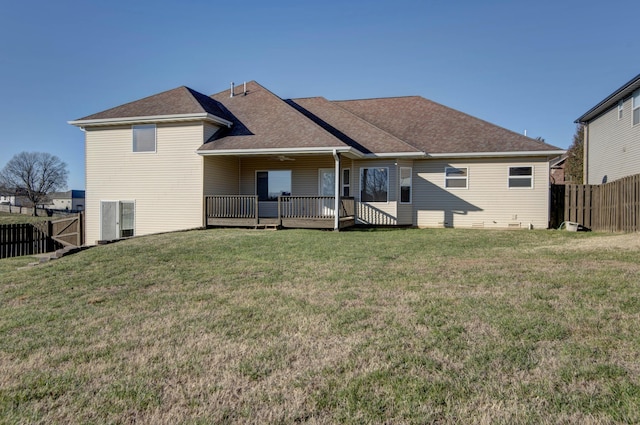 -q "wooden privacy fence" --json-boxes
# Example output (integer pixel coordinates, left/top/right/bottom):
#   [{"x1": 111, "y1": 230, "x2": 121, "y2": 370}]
[
  {"x1": 552, "y1": 173, "x2": 640, "y2": 232},
  {"x1": 0, "y1": 213, "x2": 84, "y2": 259}
]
